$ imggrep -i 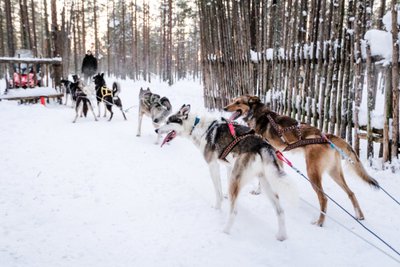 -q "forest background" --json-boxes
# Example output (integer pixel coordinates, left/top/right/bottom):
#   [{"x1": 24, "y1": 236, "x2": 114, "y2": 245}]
[{"x1": 0, "y1": 0, "x2": 399, "y2": 164}]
